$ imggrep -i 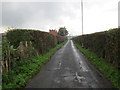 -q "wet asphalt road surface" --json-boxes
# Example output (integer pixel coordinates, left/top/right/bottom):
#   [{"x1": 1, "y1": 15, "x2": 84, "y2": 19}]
[{"x1": 26, "y1": 40, "x2": 113, "y2": 88}]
